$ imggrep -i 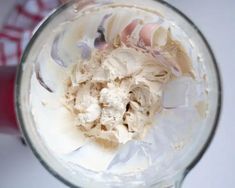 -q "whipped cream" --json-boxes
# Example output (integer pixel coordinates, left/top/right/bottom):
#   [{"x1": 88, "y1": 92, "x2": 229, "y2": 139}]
[
  {"x1": 30, "y1": 3, "x2": 202, "y2": 173},
  {"x1": 63, "y1": 46, "x2": 171, "y2": 144}
]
